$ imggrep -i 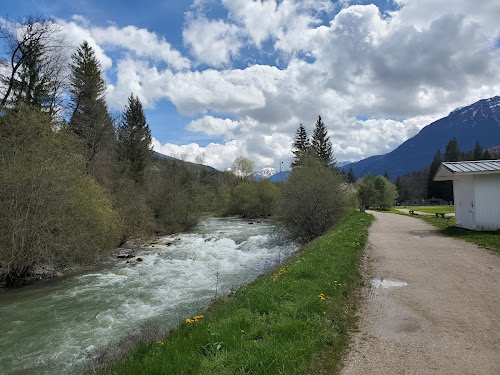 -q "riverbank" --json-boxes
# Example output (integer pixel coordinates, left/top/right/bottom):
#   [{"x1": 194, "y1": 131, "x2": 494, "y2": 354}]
[
  {"x1": 0, "y1": 235, "x2": 178, "y2": 290},
  {"x1": 100, "y1": 210, "x2": 374, "y2": 374}
]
